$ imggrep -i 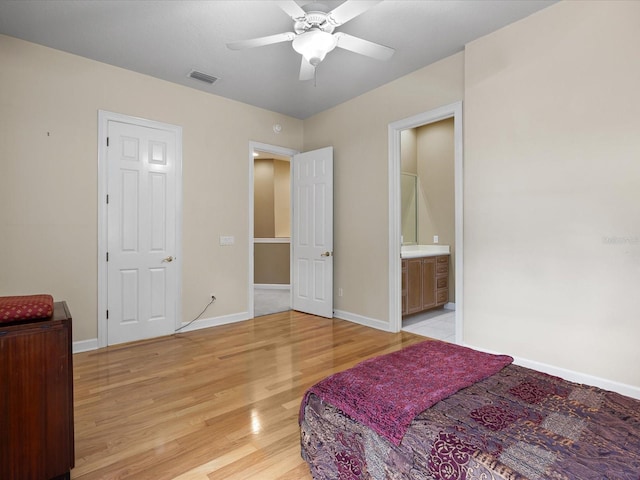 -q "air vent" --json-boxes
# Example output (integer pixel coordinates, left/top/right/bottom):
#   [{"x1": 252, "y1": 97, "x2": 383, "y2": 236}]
[{"x1": 188, "y1": 70, "x2": 218, "y2": 85}]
